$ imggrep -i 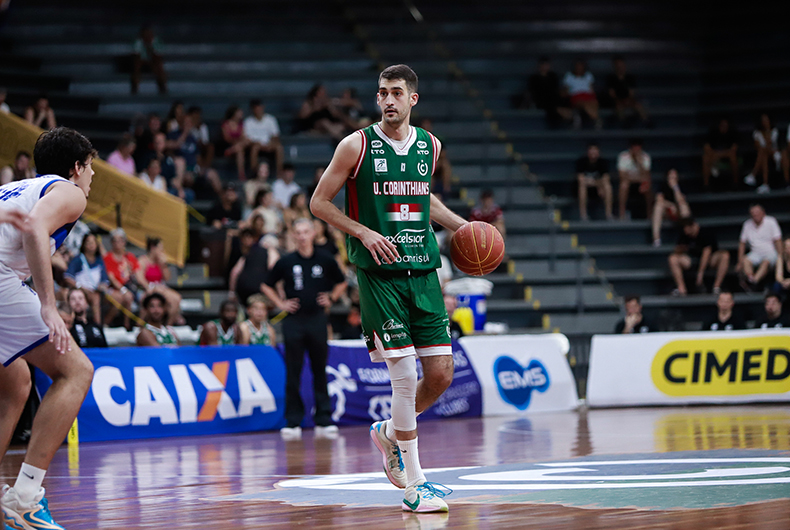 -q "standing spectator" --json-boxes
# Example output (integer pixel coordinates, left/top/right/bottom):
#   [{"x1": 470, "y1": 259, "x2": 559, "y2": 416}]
[
  {"x1": 703, "y1": 118, "x2": 739, "y2": 190},
  {"x1": 0, "y1": 151, "x2": 35, "y2": 185},
  {"x1": 244, "y1": 162, "x2": 271, "y2": 215},
  {"x1": 103, "y1": 228, "x2": 139, "y2": 329},
  {"x1": 23, "y1": 94, "x2": 56, "y2": 130},
  {"x1": 617, "y1": 138, "x2": 652, "y2": 220},
  {"x1": 297, "y1": 84, "x2": 346, "y2": 141},
  {"x1": 704, "y1": 290, "x2": 744, "y2": 331},
  {"x1": 243, "y1": 99, "x2": 284, "y2": 176},
  {"x1": 188, "y1": 106, "x2": 214, "y2": 169},
  {"x1": 207, "y1": 182, "x2": 243, "y2": 229},
  {"x1": 562, "y1": 59, "x2": 600, "y2": 129},
  {"x1": 260, "y1": 218, "x2": 347, "y2": 437},
  {"x1": 745, "y1": 114, "x2": 781, "y2": 194},
  {"x1": 238, "y1": 294, "x2": 276, "y2": 346},
  {"x1": 249, "y1": 188, "x2": 282, "y2": 235},
  {"x1": 605, "y1": 55, "x2": 649, "y2": 126},
  {"x1": 614, "y1": 295, "x2": 656, "y2": 334},
  {"x1": 63, "y1": 233, "x2": 114, "y2": 325},
  {"x1": 139, "y1": 158, "x2": 167, "y2": 192},
  {"x1": 737, "y1": 203, "x2": 782, "y2": 290},
  {"x1": 136, "y1": 237, "x2": 184, "y2": 325},
  {"x1": 131, "y1": 25, "x2": 167, "y2": 95},
  {"x1": 220, "y1": 105, "x2": 252, "y2": 180},
  {"x1": 235, "y1": 237, "x2": 280, "y2": 305},
  {"x1": 469, "y1": 189, "x2": 506, "y2": 239},
  {"x1": 107, "y1": 134, "x2": 137, "y2": 176},
  {"x1": 668, "y1": 217, "x2": 730, "y2": 296},
  {"x1": 757, "y1": 293, "x2": 789, "y2": 329},
  {"x1": 136, "y1": 292, "x2": 181, "y2": 346},
  {"x1": 199, "y1": 300, "x2": 240, "y2": 346},
  {"x1": 0, "y1": 86, "x2": 9, "y2": 113},
  {"x1": 67, "y1": 288, "x2": 108, "y2": 348},
  {"x1": 775, "y1": 238, "x2": 790, "y2": 294},
  {"x1": 272, "y1": 163, "x2": 301, "y2": 210},
  {"x1": 575, "y1": 142, "x2": 613, "y2": 221},
  {"x1": 165, "y1": 100, "x2": 185, "y2": 133},
  {"x1": 525, "y1": 57, "x2": 572, "y2": 125},
  {"x1": 133, "y1": 113, "x2": 162, "y2": 171},
  {"x1": 652, "y1": 169, "x2": 690, "y2": 246}
]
